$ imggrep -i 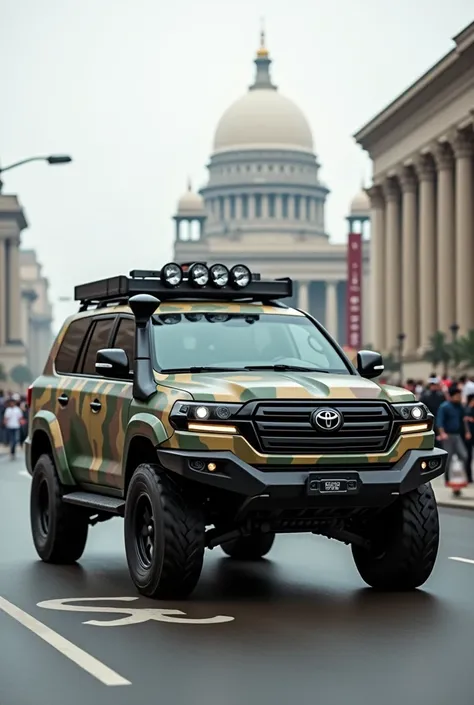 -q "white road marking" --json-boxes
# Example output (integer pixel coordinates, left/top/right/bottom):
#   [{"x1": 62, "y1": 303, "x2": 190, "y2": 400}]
[
  {"x1": 449, "y1": 556, "x2": 474, "y2": 565},
  {"x1": 0, "y1": 596, "x2": 130, "y2": 686},
  {"x1": 38, "y1": 597, "x2": 235, "y2": 626}
]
